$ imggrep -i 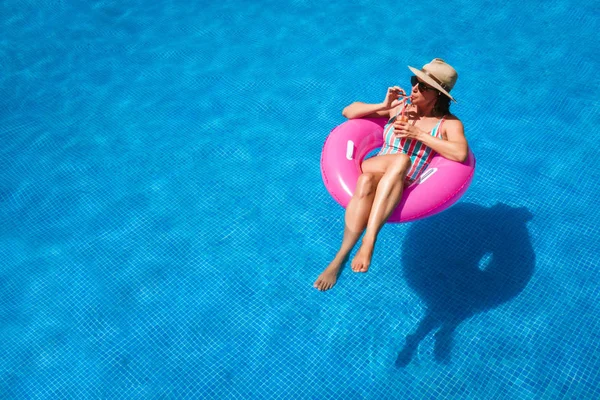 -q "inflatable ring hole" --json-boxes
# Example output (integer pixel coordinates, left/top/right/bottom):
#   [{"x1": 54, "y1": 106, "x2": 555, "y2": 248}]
[{"x1": 364, "y1": 148, "x2": 380, "y2": 161}]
